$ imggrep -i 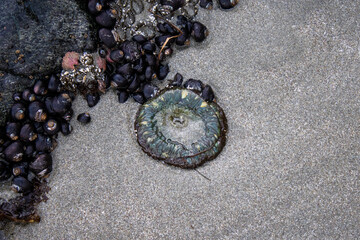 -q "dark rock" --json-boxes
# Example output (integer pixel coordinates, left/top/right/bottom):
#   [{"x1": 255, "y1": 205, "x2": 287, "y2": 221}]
[
  {"x1": 0, "y1": 0, "x2": 96, "y2": 126},
  {"x1": 0, "y1": 0, "x2": 95, "y2": 76}
]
